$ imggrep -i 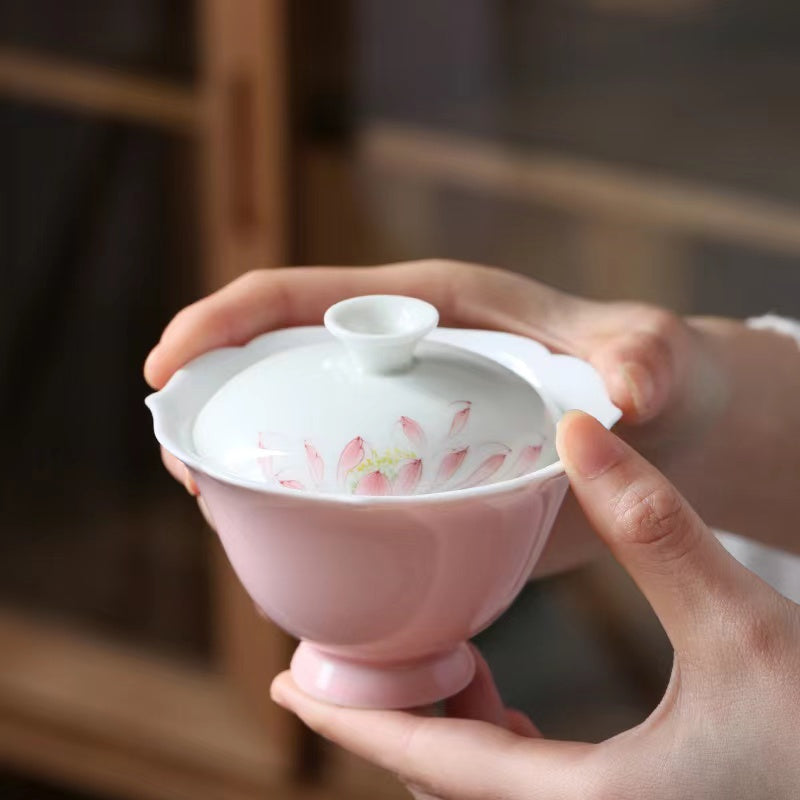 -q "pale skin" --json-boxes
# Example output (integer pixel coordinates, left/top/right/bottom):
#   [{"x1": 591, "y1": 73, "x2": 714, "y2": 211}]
[{"x1": 145, "y1": 260, "x2": 800, "y2": 798}]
